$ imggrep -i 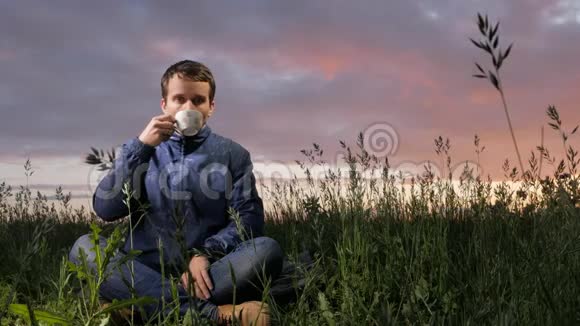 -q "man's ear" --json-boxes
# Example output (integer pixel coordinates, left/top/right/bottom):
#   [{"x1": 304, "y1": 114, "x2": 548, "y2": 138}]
[
  {"x1": 208, "y1": 100, "x2": 215, "y2": 118},
  {"x1": 160, "y1": 98, "x2": 167, "y2": 113}
]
